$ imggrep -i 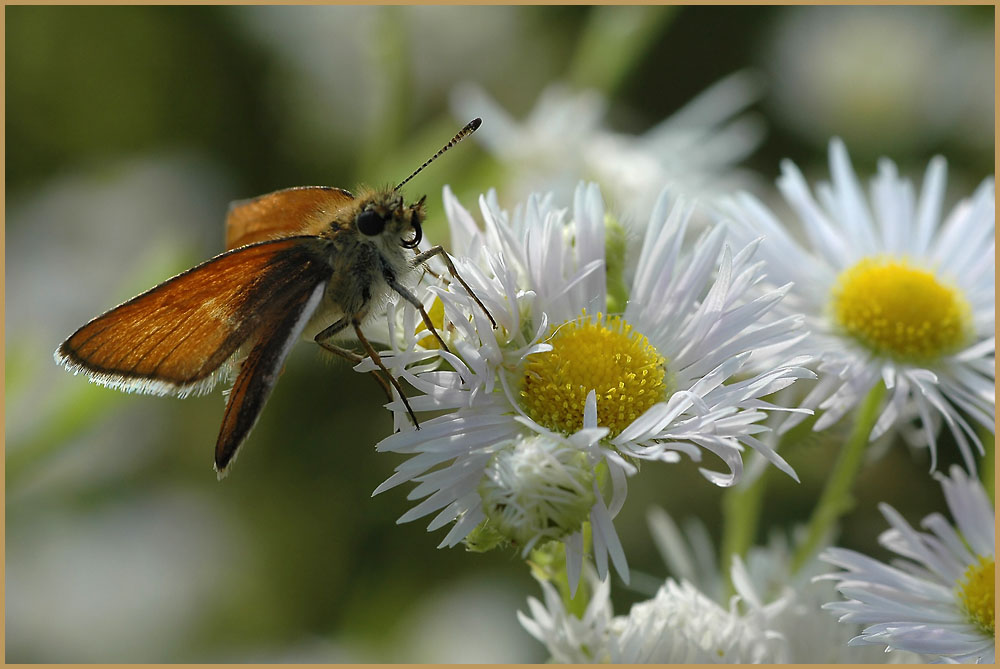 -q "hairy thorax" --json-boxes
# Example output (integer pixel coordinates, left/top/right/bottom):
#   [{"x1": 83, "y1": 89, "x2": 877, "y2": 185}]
[{"x1": 301, "y1": 231, "x2": 413, "y2": 342}]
